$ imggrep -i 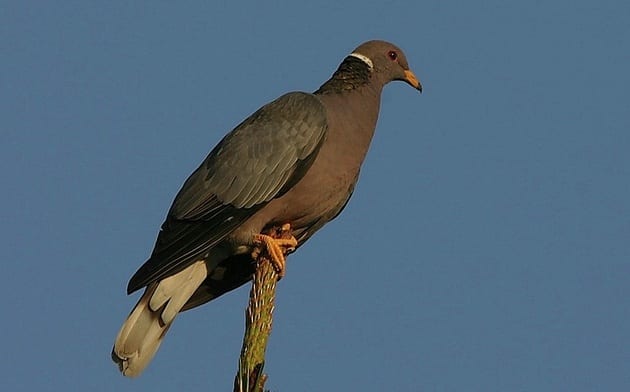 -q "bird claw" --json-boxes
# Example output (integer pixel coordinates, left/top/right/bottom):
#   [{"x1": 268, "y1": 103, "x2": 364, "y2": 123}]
[{"x1": 252, "y1": 224, "x2": 297, "y2": 278}]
